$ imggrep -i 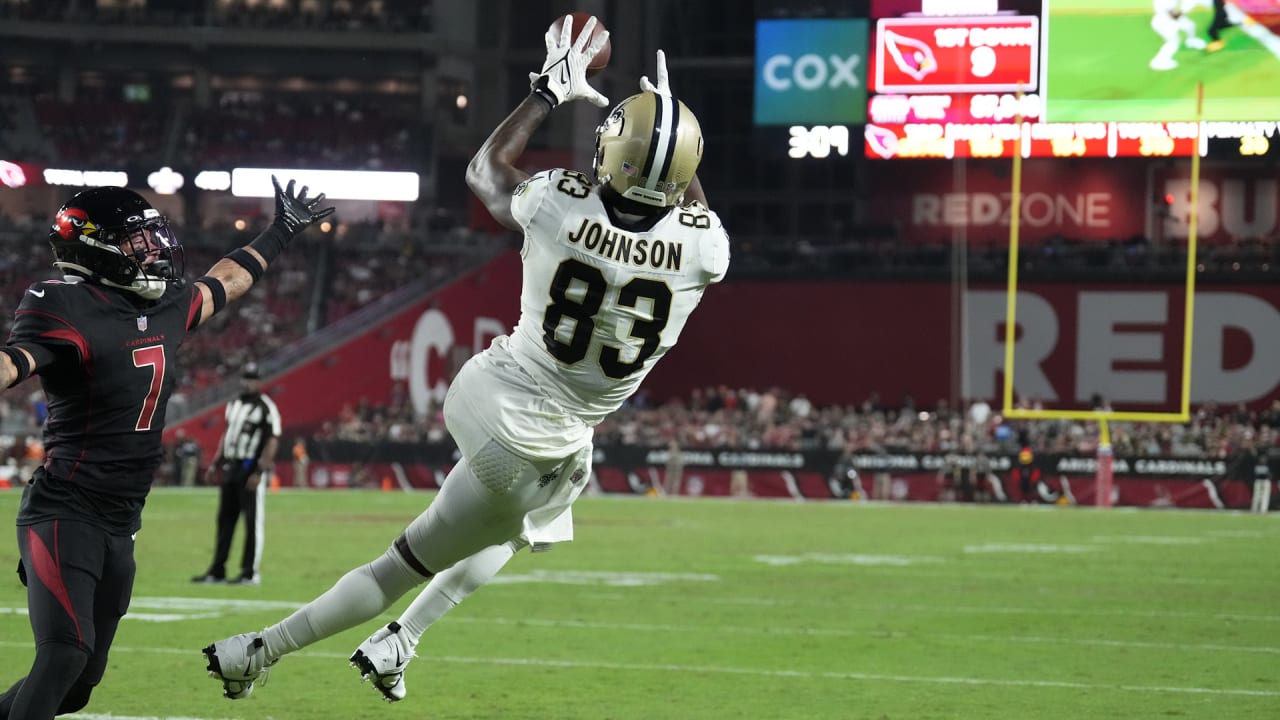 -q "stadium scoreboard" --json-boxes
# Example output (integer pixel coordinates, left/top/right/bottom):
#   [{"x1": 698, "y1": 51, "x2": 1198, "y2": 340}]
[{"x1": 759, "y1": 1, "x2": 1280, "y2": 160}]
